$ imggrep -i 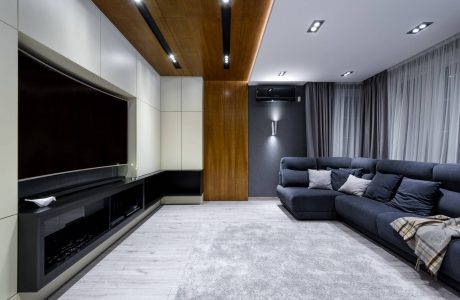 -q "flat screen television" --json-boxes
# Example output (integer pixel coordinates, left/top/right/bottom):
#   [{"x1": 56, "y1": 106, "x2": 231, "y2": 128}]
[{"x1": 19, "y1": 51, "x2": 128, "y2": 180}]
